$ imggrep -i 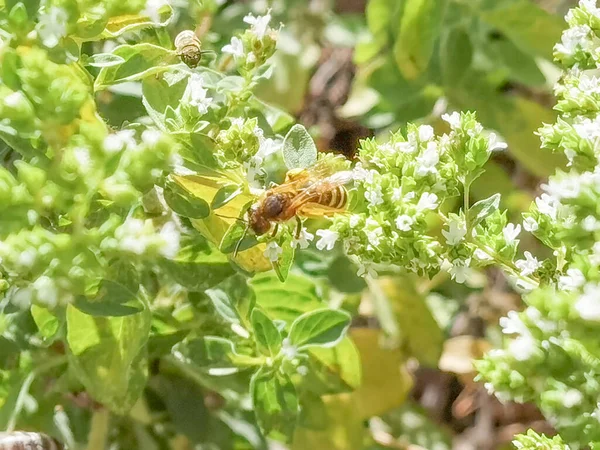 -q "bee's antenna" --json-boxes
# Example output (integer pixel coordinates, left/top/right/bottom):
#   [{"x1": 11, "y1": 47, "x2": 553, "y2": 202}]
[{"x1": 233, "y1": 224, "x2": 250, "y2": 258}]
